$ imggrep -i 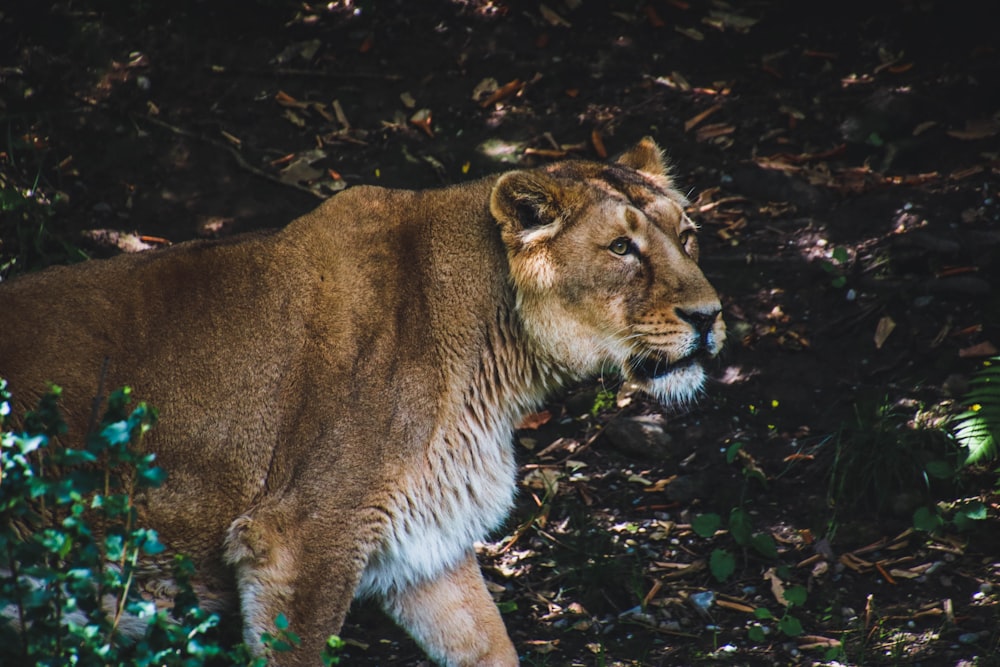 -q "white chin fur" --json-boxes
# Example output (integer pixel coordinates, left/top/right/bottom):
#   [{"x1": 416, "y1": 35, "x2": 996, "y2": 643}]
[{"x1": 641, "y1": 364, "x2": 706, "y2": 406}]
